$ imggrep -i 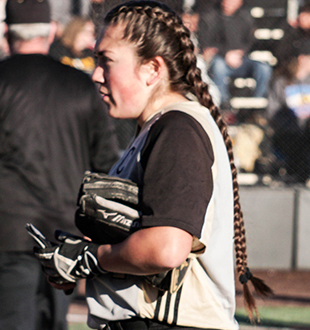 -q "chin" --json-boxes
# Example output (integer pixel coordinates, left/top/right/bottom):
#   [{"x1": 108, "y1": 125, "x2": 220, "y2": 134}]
[
  {"x1": 108, "y1": 108, "x2": 122, "y2": 119},
  {"x1": 109, "y1": 108, "x2": 132, "y2": 120}
]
